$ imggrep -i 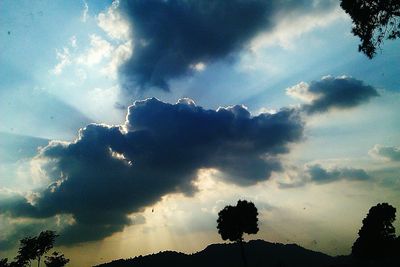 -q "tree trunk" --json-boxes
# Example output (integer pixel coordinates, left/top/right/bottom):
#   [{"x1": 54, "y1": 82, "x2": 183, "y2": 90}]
[
  {"x1": 238, "y1": 239, "x2": 247, "y2": 267},
  {"x1": 37, "y1": 256, "x2": 40, "y2": 267}
]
